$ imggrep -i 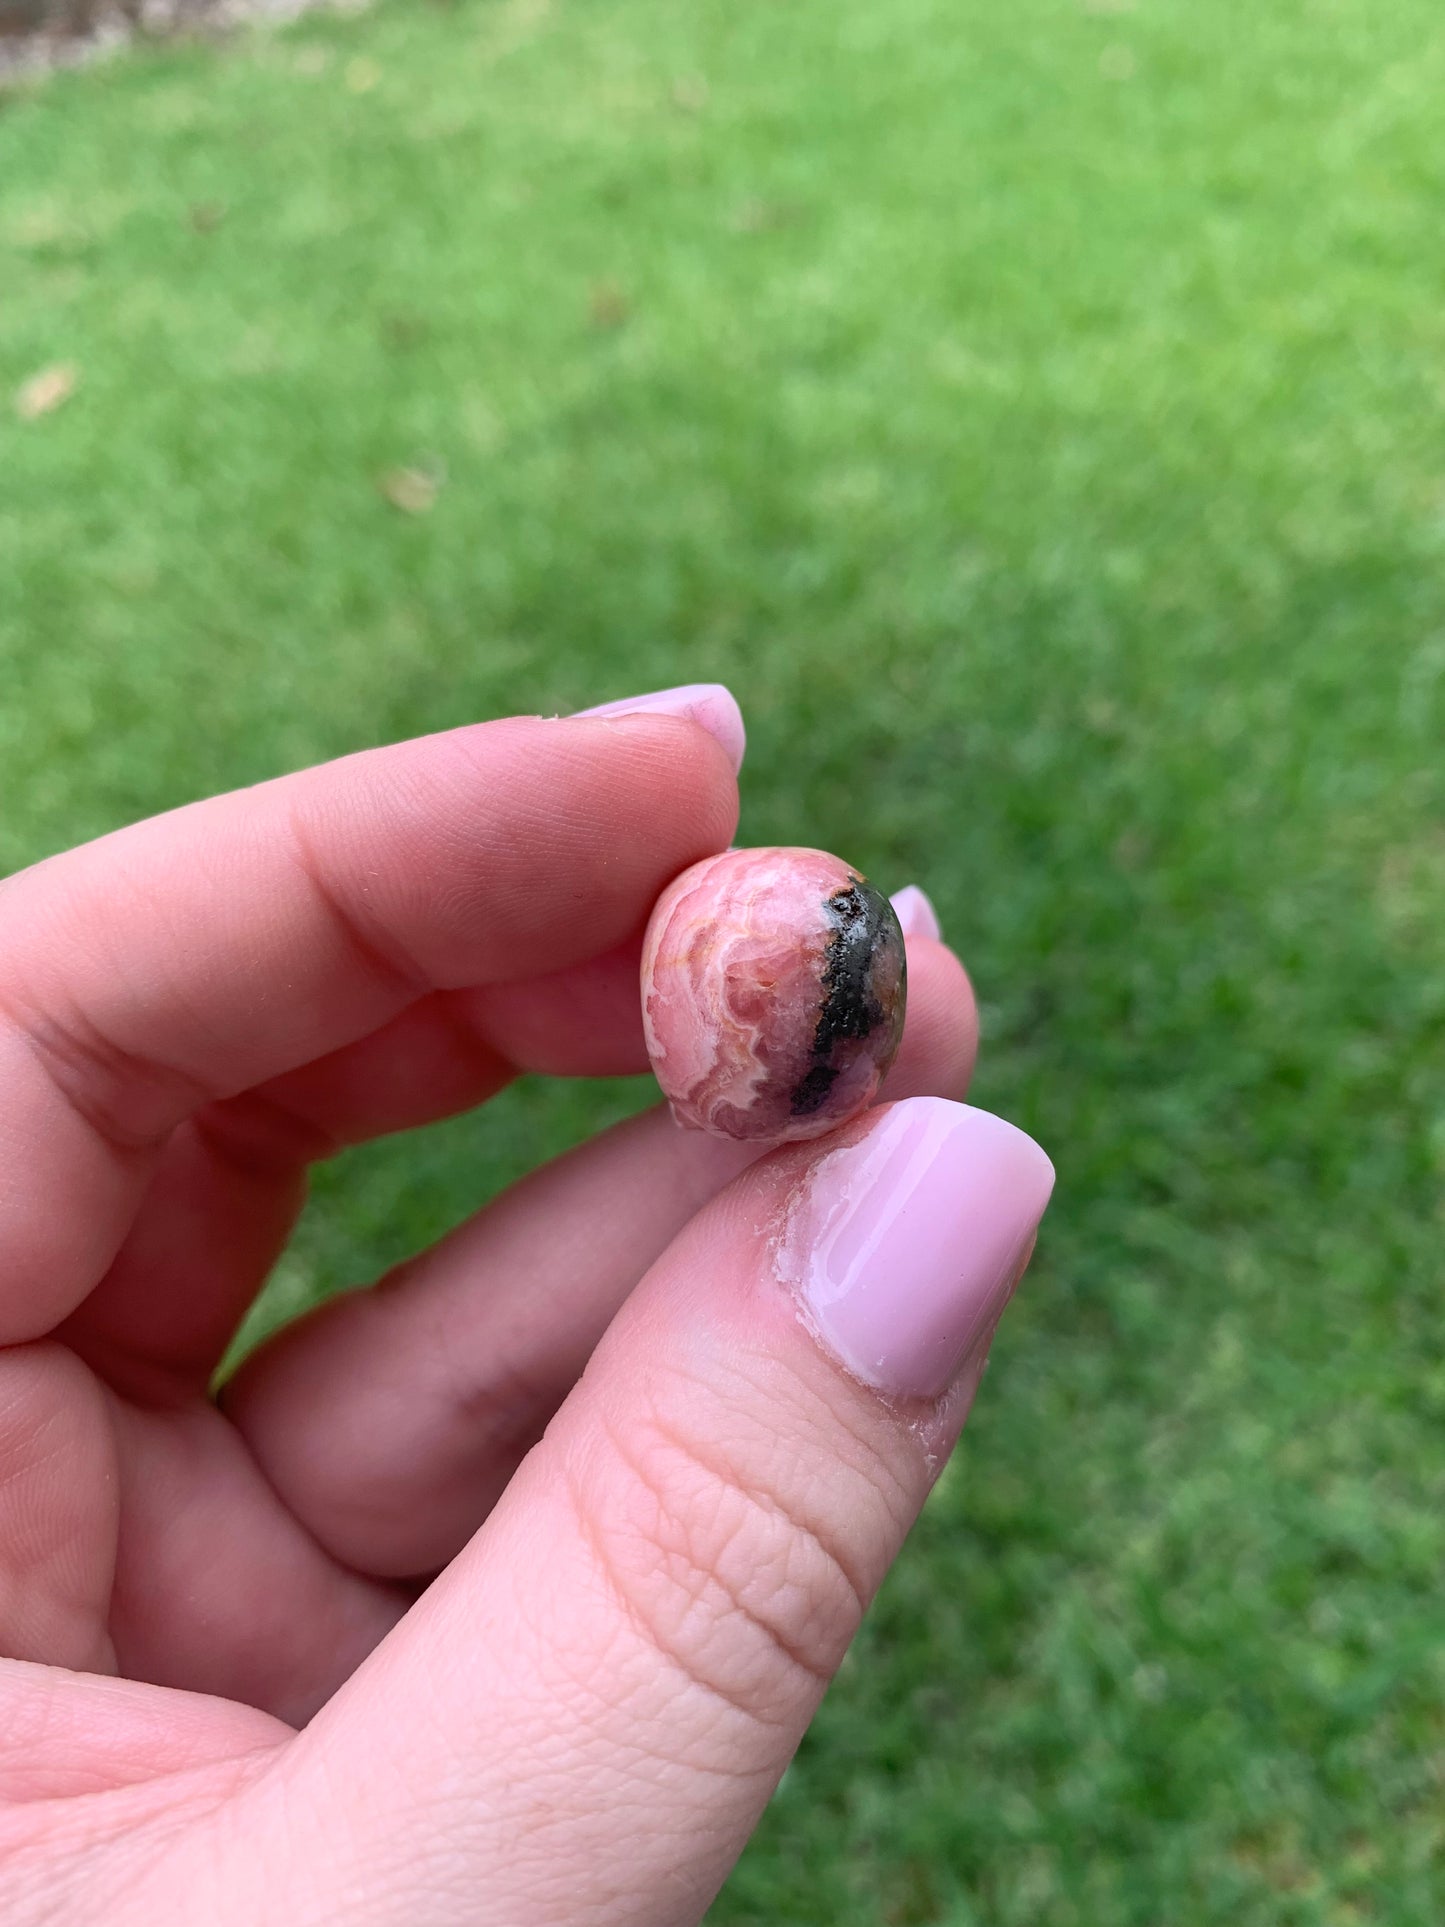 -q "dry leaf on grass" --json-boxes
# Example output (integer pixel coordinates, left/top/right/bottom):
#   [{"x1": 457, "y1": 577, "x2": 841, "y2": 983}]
[
  {"x1": 16, "y1": 363, "x2": 79, "y2": 421},
  {"x1": 588, "y1": 280, "x2": 630, "y2": 329},
  {"x1": 730, "y1": 198, "x2": 803, "y2": 235},
  {"x1": 1098, "y1": 43, "x2": 1138, "y2": 79},
  {"x1": 379, "y1": 465, "x2": 444, "y2": 514},
  {"x1": 672, "y1": 73, "x2": 710, "y2": 113}
]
